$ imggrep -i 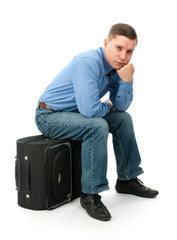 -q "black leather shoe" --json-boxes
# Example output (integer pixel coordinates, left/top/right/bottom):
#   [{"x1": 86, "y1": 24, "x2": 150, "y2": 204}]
[
  {"x1": 80, "y1": 193, "x2": 112, "y2": 221},
  {"x1": 115, "y1": 178, "x2": 159, "y2": 198}
]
